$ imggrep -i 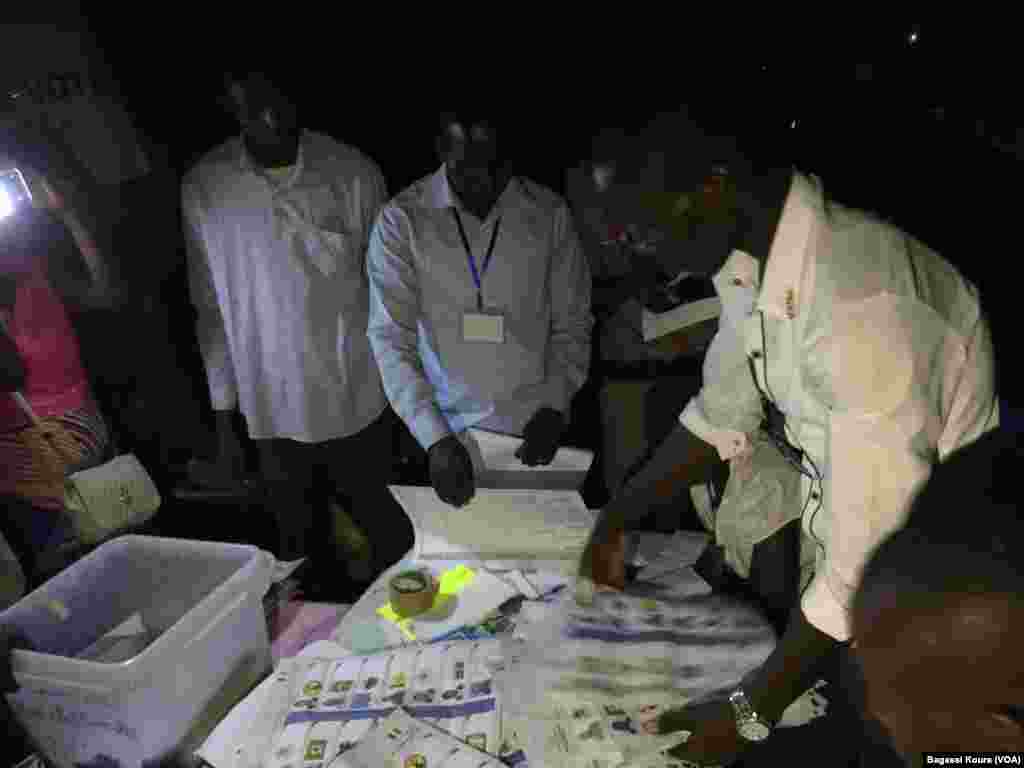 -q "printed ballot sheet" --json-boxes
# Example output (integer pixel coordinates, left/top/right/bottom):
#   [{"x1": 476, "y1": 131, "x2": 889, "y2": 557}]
[
  {"x1": 338, "y1": 708, "x2": 506, "y2": 768},
  {"x1": 499, "y1": 589, "x2": 776, "y2": 768},
  {"x1": 389, "y1": 486, "x2": 597, "y2": 567},
  {"x1": 258, "y1": 639, "x2": 526, "y2": 767}
]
